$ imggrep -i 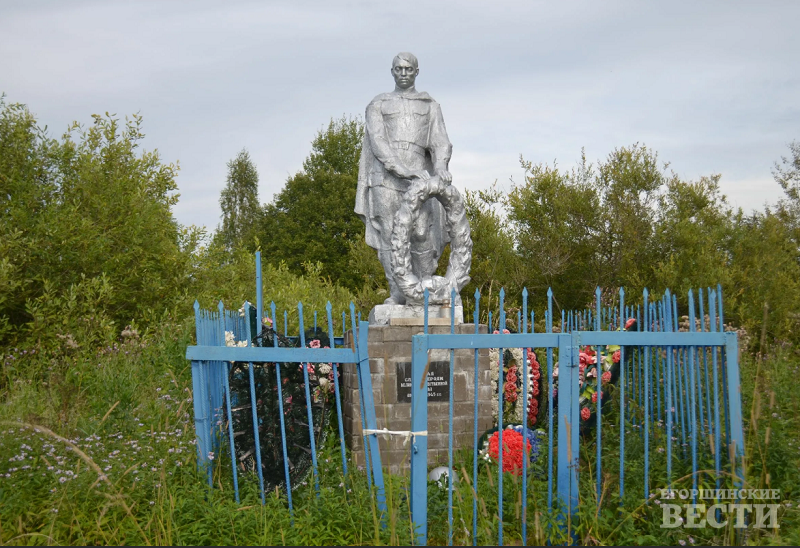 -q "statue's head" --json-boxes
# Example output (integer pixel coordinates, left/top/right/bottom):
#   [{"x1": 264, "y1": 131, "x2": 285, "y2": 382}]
[{"x1": 391, "y1": 52, "x2": 419, "y2": 90}]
